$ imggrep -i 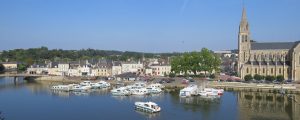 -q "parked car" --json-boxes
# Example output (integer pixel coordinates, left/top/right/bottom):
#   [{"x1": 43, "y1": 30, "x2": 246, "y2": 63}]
[
  {"x1": 181, "y1": 79, "x2": 189, "y2": 84},
  {"x1": 273, "y1": 80, "x2": 280, "y2": 84},
  {"x1": 284, "y1": 80, "x2": 293, "y2": 84}
]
